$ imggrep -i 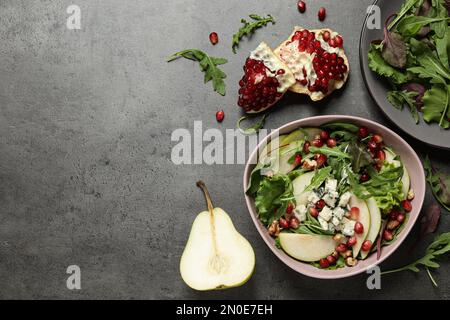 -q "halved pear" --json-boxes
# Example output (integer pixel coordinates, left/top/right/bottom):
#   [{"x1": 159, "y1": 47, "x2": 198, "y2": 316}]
[
  {"x1": 349, "y1": 194, "x2": 371, "y2": 258},
  {"x1": 360, "y1": 197, "x2": 382, "y2": 259},
  {"x1": 384, "y1": 148, "x2": 410, "y2": 199},
  {"x1": 180, "y1": 182, "x2": 255, "y2": 291},
  {"x1": 293, "y1": 171, "x2": 315, "y2": 205},
  {"x1": 279, "y1": 233, "x2": 338, "y2": 262}
]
